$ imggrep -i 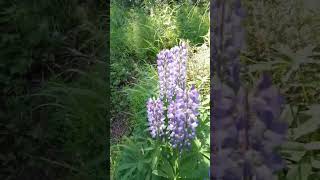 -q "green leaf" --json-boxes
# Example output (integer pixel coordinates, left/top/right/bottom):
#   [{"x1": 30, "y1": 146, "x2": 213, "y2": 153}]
[
  {"x1": 137, "y1": 162, "x2": 143, "y2": 172},
  {"x1": 279, "y1": 105, "x2": 296, "y2": 126},
  {"x1": 123, "y1": 167, "x2": 136, "y2": 180},
  {"x1": 161, "y1": 157, "x2": 174, "y2": 178},
  {"x1": 248, "y1": 62, "x2": 273, "y2": 72},
  {"x1": 151, "y1": 150, "x2": 159, "y2": 169},
  {"x1": 292, "y1": 117, "x2": 320, "y2": 140},
  {"x1": 144, "y1": 147, "x2": 154, "y2": 151},
  {"x1": 311, "y1": 158, "x2": 320, "y2": 169},
  {"x1": 152, "y1": 170, "x2": 169, "y2": 178},
  {"x1": 286, "y1": 165, "x2": 298, "y2": 180},
  {"x1": 281, "y1": 150, "x2": 306, "y2": 162},
  {"x1": 304, "y1": 142, "x2": 320, "y2": 150},
  {"x1": 281, "y1": 141, "x2": 305, "y2": 151},
  {"x1": 152, "y1": 156, "x2": 158, "y2": 169},
  {"x1": 201, "y1": 96, "x2": 210, "y2": 105},
  {"x1": 117, "y1": 163, "x2": 137, "y2": 171},
  {"x1": 303, "y1": 104, "x2": 320, "y2": 117}
]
